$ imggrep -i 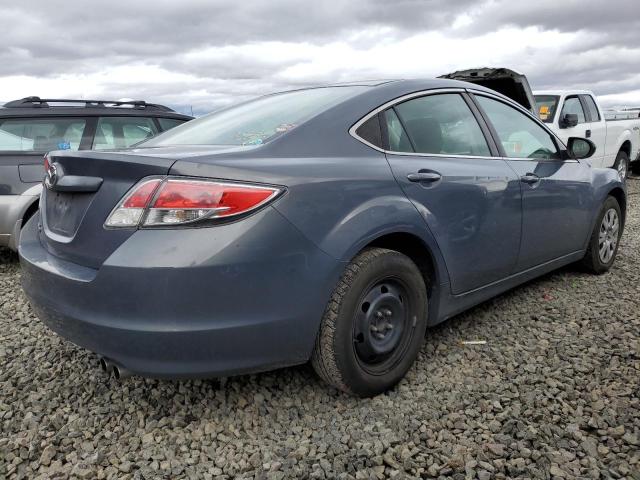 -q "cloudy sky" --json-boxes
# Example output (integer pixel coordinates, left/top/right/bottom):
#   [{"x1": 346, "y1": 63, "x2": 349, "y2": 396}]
[{"x1": 0, "y1": 0, "x2": 638, "y2": 115}]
